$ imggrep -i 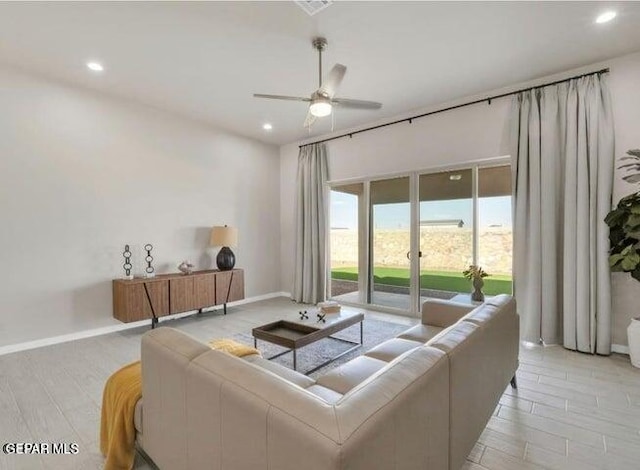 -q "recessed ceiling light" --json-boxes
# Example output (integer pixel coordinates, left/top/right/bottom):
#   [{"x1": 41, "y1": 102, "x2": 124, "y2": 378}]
[
  {"x1": 263, "y1": 123, "x2": 273, "y2": 131},
  {"x1": 86, "y1": 61, "x2": 104, "y2": 72},
  {"x1": 595, "y1": 11, "x2": 616, "y2": 24},
  {"x1": 449, "y1": 174, "x2": 462, "y2": 181}
]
